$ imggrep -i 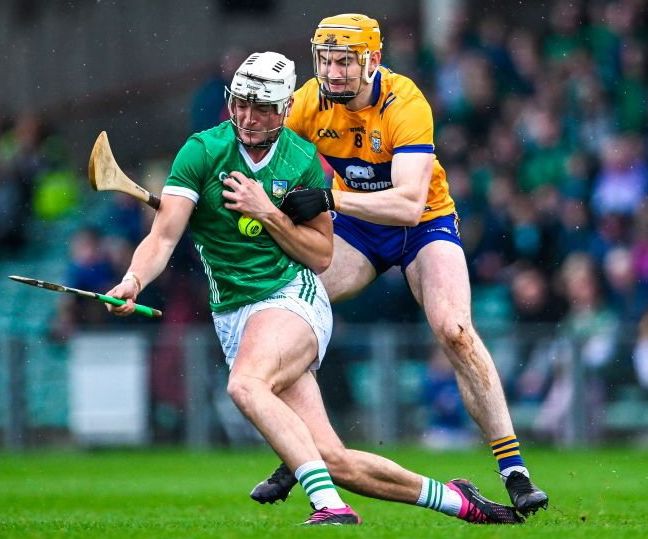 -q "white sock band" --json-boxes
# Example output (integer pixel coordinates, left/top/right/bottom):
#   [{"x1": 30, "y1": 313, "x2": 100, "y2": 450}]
[
  {"x1": 295, "y1": 460, "x2": 345, "y2": 510},
  {"x1": 416, "y1": 477, "x2": 463, "y2": 516}
]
